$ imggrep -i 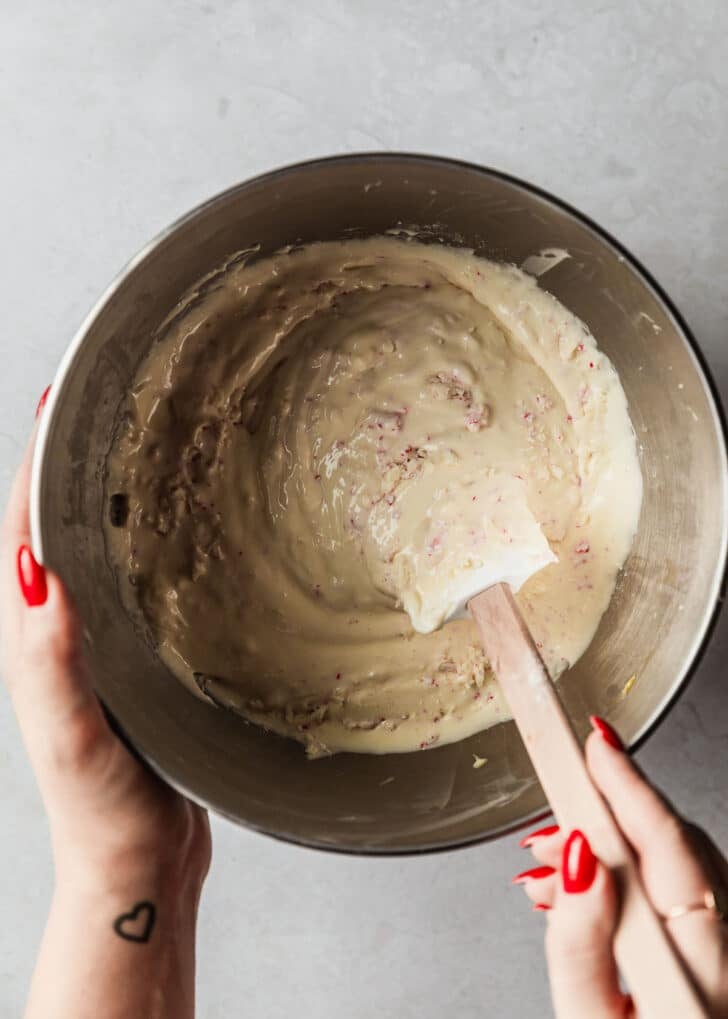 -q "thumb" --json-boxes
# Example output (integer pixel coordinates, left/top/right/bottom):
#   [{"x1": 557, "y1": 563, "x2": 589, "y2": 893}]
[
  {"x1": 2, "y1": 425, "x2": 118, "y2": 815},
  {"x1": 11, "y1": 549, "x2": 116, "y2": 803},
  {"x1": 546, "y1": 829, "x2": 631, "y2": 1019}
]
